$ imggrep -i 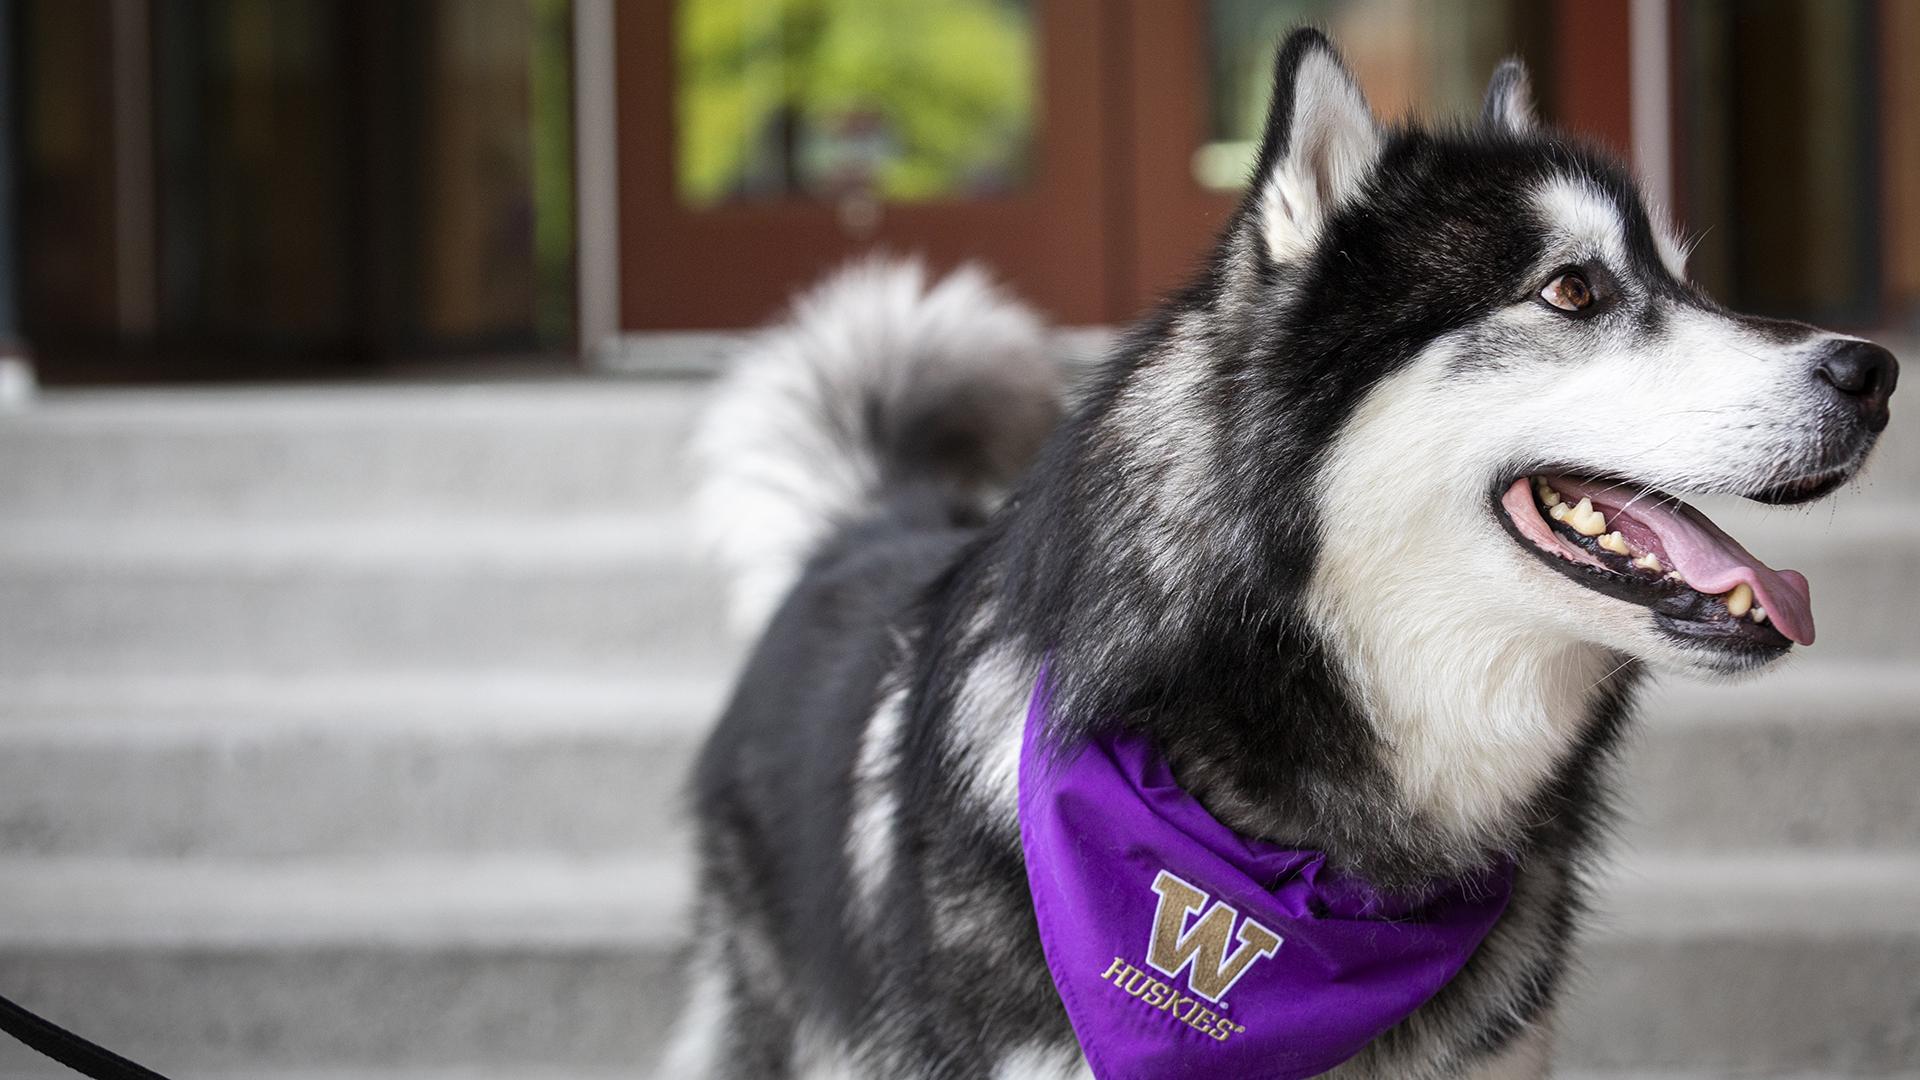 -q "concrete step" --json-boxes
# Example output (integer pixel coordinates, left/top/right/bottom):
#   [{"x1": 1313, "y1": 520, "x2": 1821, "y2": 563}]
[
  {"x1": 0, "y1": 516, "x2": 741, "y2": 679},
  {"x1": 0, "y1": 1073, "x2": 651, "y2": 1080},
  {"x1": 0, "y1": 658, "x2": 1913, "y2": 860},
  {"x1": 0, "y1": 673, "x2": 722, "y2": 858},
  {"x1": 0, "y1": 857, "x2": 688, "y2": 1077},
  {"x1": 0, "y1": 380, "x2": 706, "y2": 521},
  {"x1": 1617, "y1": 661, "x2": 1920, "y2": 851},
  {"x1": 1563, "y1": 852, "x2": 1920, "y2": 1075},
  {"x1": 0, "y1": 497, "x2": 1912, "y2": 679},
  {"x1": 0, "y1": 853, "x2": 1912, "y2": 1075},
  {"x1": 3, "y1": 1074, "x2": 655, "y2": 1080},
  {"x1": 12, "y1": 1068, "x2": 1895, "y2": 1080},
  {"x1": 4, "y1": 365, "x2": 1916, "y2": 528},
  {"x1": 3, "y1": 334, "x2": 1915, "y2": 515}
]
